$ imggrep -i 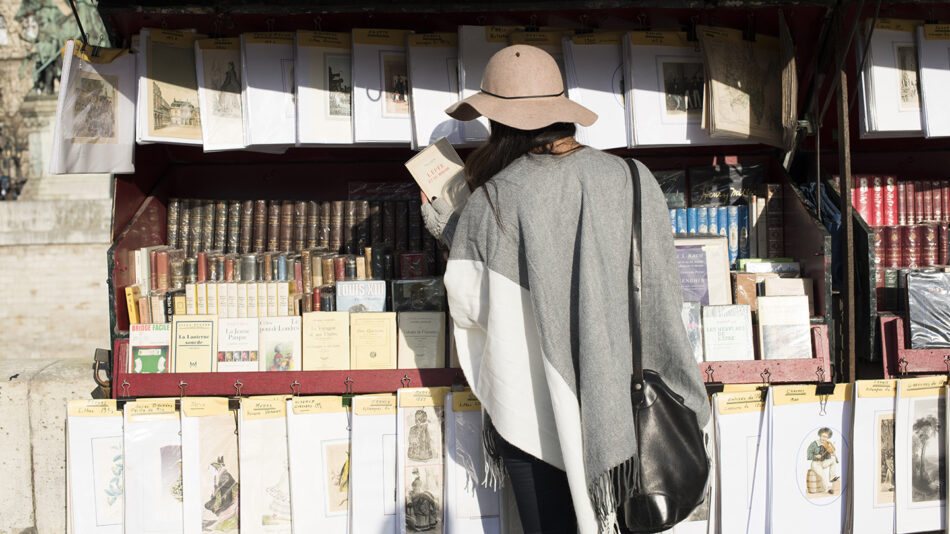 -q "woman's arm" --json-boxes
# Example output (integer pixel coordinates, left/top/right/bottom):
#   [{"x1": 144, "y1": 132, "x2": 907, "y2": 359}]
[{"x1": 420, "y1": 193, "x2": 462, "y2": 248}]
